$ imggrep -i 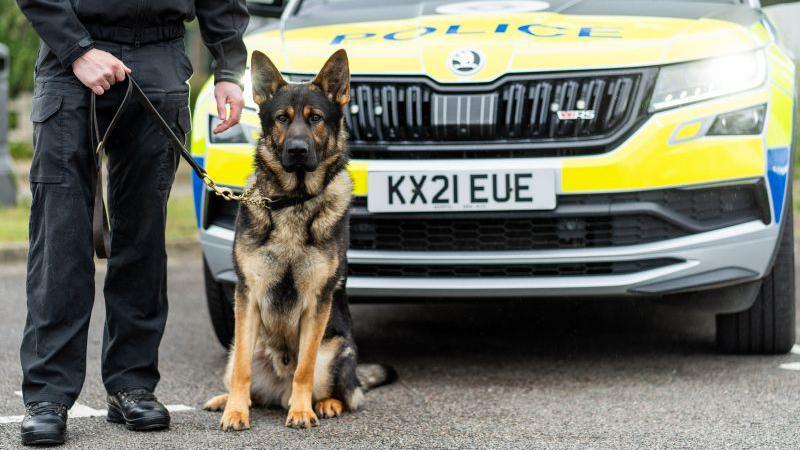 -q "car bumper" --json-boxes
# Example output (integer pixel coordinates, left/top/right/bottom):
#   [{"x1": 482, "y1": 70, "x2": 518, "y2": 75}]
[{"x1": 200, "y1": 213, "x2": 778, "y2": 299}]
